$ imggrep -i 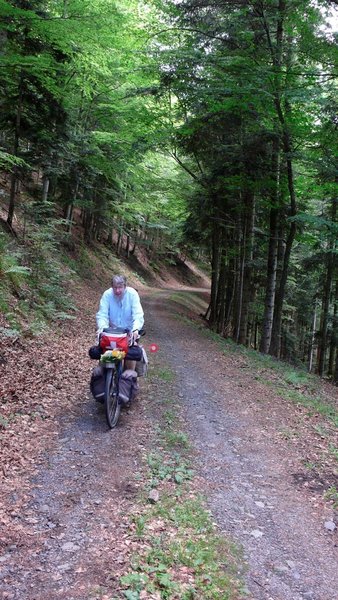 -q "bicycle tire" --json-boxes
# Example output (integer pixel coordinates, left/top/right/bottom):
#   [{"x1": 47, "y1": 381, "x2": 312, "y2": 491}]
[{"x1": 104, "y1": 368, "x2": 121, "y2": 429}]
